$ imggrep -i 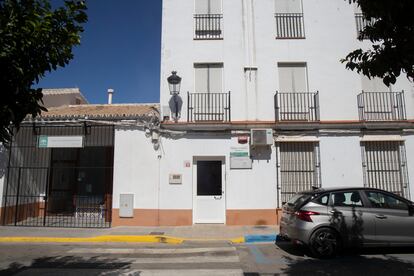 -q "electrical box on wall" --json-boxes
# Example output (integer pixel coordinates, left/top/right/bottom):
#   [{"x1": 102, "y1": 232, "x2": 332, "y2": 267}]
[
  {"x1": 169, "y1": 174, "x2": 182, "y2": 184},
  {"x1": 251, "y1": 129, "x2": 273, "y2": 146},
  {"x1": 119, "y1": 194, "x2": 134, "y2": 218}
]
